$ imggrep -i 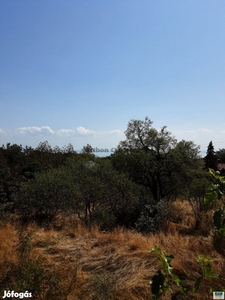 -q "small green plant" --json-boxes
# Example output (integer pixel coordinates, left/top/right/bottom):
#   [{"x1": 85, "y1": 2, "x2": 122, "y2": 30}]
[
  {"x1": 204, "y1": 168, "x2": 225, "y2": 248},
  {"x1": 150, "y1": 246, "x2": 223, "y2": 300},
  {"x1": 193, "y1": 256, "x2": 221, "y2": 297},
  {"x1": 150, "y1": 246, "x2": 186, "y2": 300}
]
